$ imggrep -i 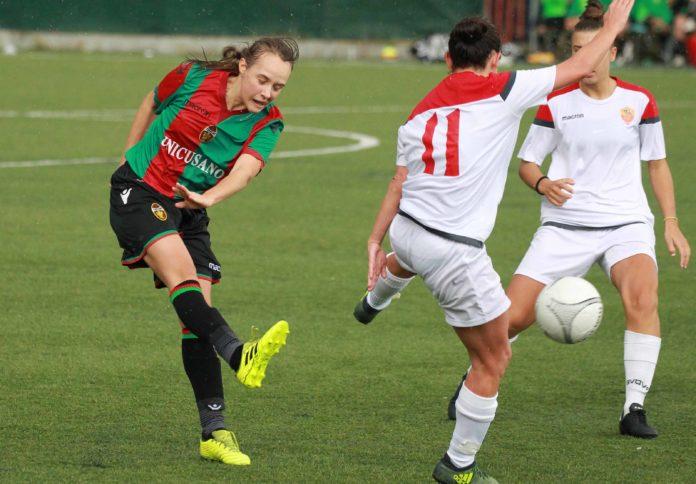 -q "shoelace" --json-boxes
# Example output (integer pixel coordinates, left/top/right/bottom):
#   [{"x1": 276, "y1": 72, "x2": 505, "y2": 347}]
[{"x1": 216, "y1": 432, "x2": 241, "y2": 452}]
